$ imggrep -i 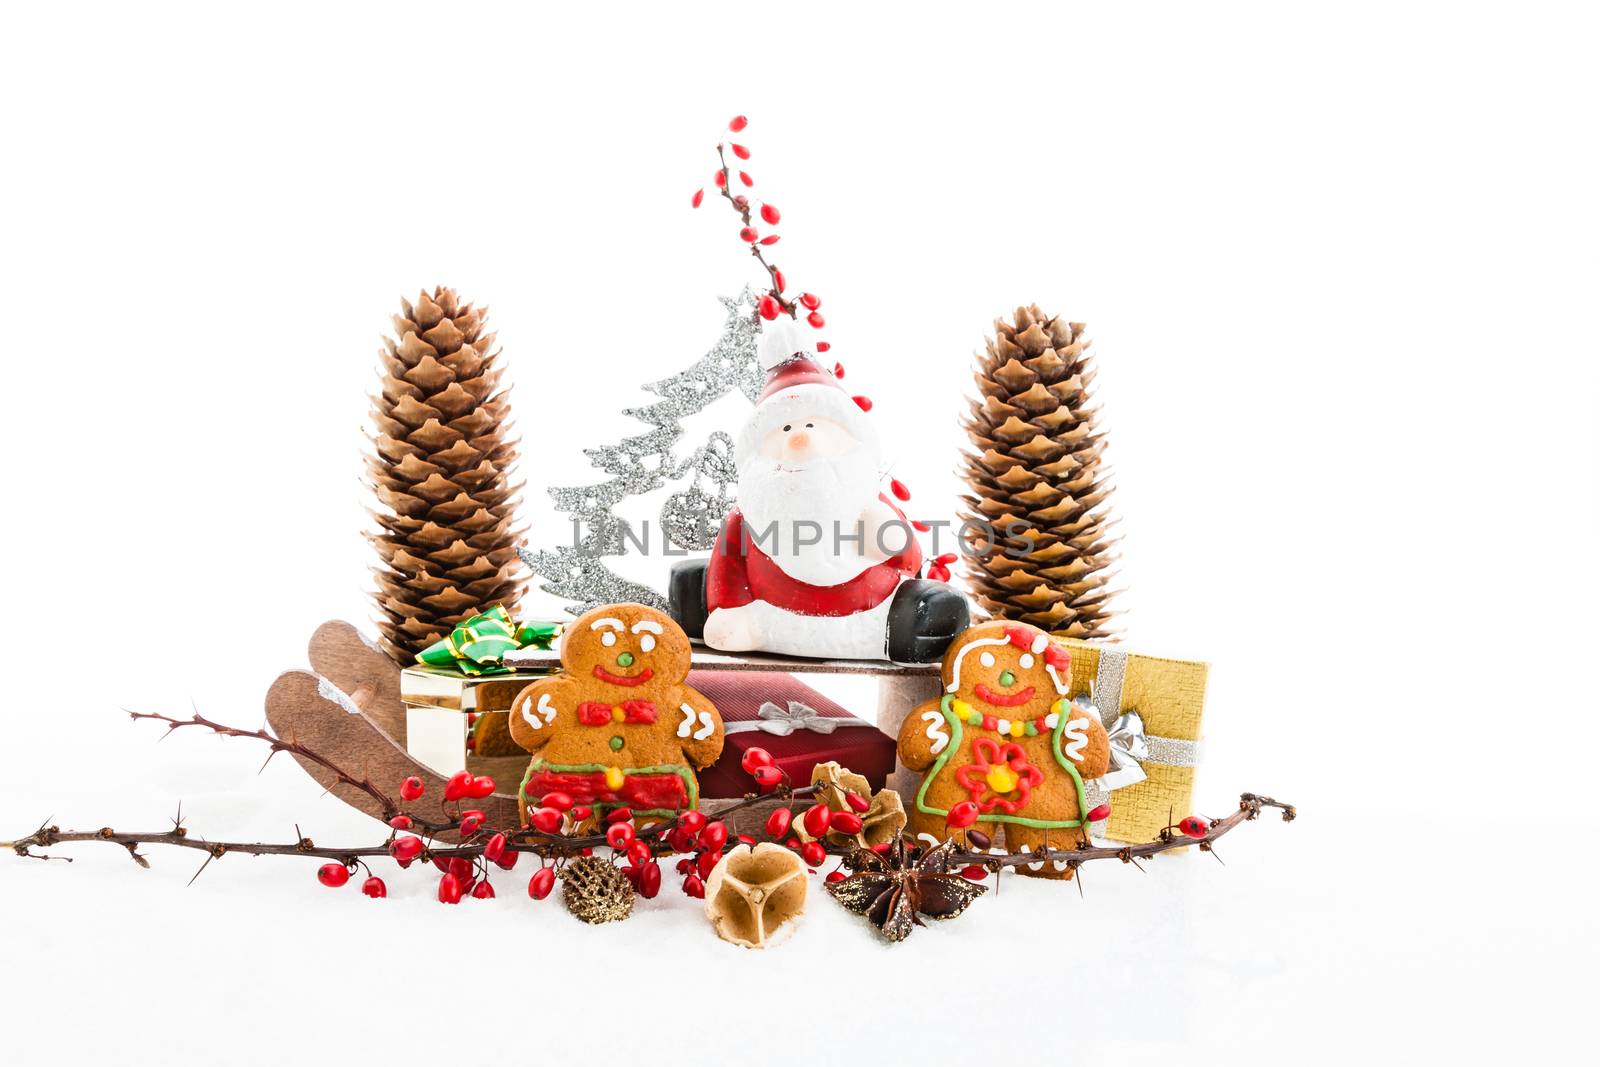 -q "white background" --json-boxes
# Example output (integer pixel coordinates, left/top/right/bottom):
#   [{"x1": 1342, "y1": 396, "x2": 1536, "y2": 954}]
[{"x1": 1, "y1": 2, "x2": 1594, "y2": 1063}]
